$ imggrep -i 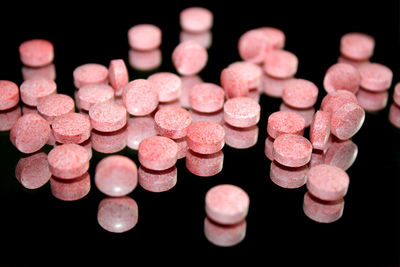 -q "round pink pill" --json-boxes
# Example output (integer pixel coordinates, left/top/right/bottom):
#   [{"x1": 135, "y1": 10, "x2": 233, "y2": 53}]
[
  {"x1": 138, "y1": 165, "x2": 177, "y2": 193},
  {"x1": 273, "y1": 134, "x2": 312, "y2": 167},
  {"x1": 282, "y1": 79, "x2": 318, "y2": 109},
  {"x1": 267, "y1": 110, "x2": 305, "y2": 139},
  {"x1": 205, "y1": 184, "x2": 249, "y2": 225},
  {"x1": 108, "y1": 59, "x2": 129, "y2": 96},
  {"x1": 321, "y1": 90, "x2": 358, "y2": 115},
  {"x1": 95, "y1": 155, "x2": 138, "y2": 197},
  {"x1": 52, "y1": 113, "x2": 91, "y2": 144},
  {"x1": 330, "y1": 102, "x2": 365, "y2": 140},
  {"x1": 306, "y1": 164, "x2": 350, "y2": 201},
  {"x1": 323, "y1": 63, "x2": 361, "y2": 94},
  {"x1": 172, "y1": 40, "x2": 208, "y2": 76},
  {"x1": 37, "y1": 94, "x2": 75, "y2": 124},
  {"x1": 393, "y1": 83, "x2": 400, "y2": 107},
  {"x1": 204, "y1": 217, "x2": 246, "y2": 247},
  {"x1": 189, "y1": 82, "x2": 225, "y2": 113},
  {"x1": 91, "y1": 127, "x2": 127, "y2": 154},
  {"x1": 223, "y1": 97, "x2": 260, "y2": 128},
  {"x1": 20, "y1": 78, "x2": 57, "y2": 107},
  {"x1": 127, "y1": 116, "x2": 157, "y2": 150},
  {"x1": 0, "y1": 80, "x2": 19, "y2": 111},
  {"x1": 310, "y1": 111, "x2": 331, "y2": 151},
  {"x1": 238, "y1": 29, "x2": 270, "y2": 64},
  {"x1": 89, "y1": 100, "x2": 127, "y2": 132},
  {"x1": 220, "y1": 67, "x2": 249, "y2": 99},
  {"x1": 0, "y1": 106, "x2": 21, "y2": 131},
  {"x1": 324, "y1": 139, "x2": 358, "y2": 171},
  {"x1": 10, "y1": 113, "x2": 51, "y2": 154},
  {"x1": 73, "y1": 63, "x2": 109, "y2": 89},
  {"x1": 128, "y1": 49, "x2": 162, "y2": 71},
  {"x1": 180, "y1": 7, "x2": 213, "y2": 33},
  {"x1": 186, "y1": 121, "x2": 225, "y2": 154},
  {"x1": 340, "y1": 32, "x2": 375, "y2": 61},
  {"x1": 258, "y1": 27, "x2": 286, "y2": 50},
  {"x1": 77, "y1": 83, "x2": 115, "y2": 111},
  {"x1": 138, "y1": 136, "x2": 178, "y2": 171},
  {"x1": 303, "y1": 192, "x2": 344, "y2": 223},
  {"x1": 22, "y1": 63, "x2": 56, "y2": 81},
  {"x1": 50, "y1": 172, "x2": 91, "y2": 201},
  {"x1": 186, "y1": 149, "x2": 224, "y2": 177},
  {"x1": 358, "y1": 62, "x2": 393, "y2": 92},
  {"x1": 356, "y1": 88, "x2": 388, "y2": 112},
  {"x1": 19, "y1": 39, "x2": 54, "y2": 67},
  {"x1": 269, "y1": 161, "x2": 308, "y2": 189},
  {"x1": 48, "y1": 144, "x2": 89, "y2": 179},
  {"x1": 123, "y1": 79, "x2": 159, "y2": 116},
  {"x1": 263, "y1": 50, "x2": 298, "y2": 79},
  {"x1": 97, "y1": 196, "x2": 138, "y2": 233},
  {"x1": 15, "y1": 152, "x2": 51, "y2": 189},
  {"x1": 154, "y1": 106, "x2": 192, "y2": 139},
  {"x1": 148, "y1": 72, "x2": 182, "y2": 103},
  {"x1": 128, "y1": 24, "x2": 161, "y2": 51},
  {"x1": 228, "y1": 61, "x2": 262, "y2": 90}
]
